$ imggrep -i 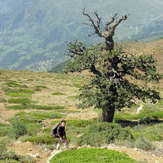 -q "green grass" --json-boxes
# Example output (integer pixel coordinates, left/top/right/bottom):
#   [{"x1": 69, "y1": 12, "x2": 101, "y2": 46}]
[
  {"x1": 5, "y1": 81, "x2": 27, "y2": 88},
  {"x1": 5, "y1": 93, "x2": 31, "y2": 97},
  {"x1": 0, "y1": 98, "x2": 6, "y2": 102},
  {"x1": 8, "y1": 98, "x2": 36, "y2": 104},
  {"x1": 3, "y1": 88, "x2": 34, "y2": 94},
  {"x1": 0, "y1": 123, "x2": 9, "y2": 137},
  {"x1": 8, "y1": 111, "x2": 63, "y2": 123},
  {"x1": 52, "y1": 92, "x2": 65, "y2": 95},
  {"x1": 114, "y1": 102, "x2": 163, "y2": 121},
  {"x1": 24, "y1": 134, "x2": 58, "y2": 145},
  {"x1": 50, "y1": 148, "x2": 136, "y2": 163},
  {"x1": 7, "y1": 104, "x2": 64, "y2": 110},
  {"x1": 132, "y1": 123, "x2": 163, "y2": 141}
]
